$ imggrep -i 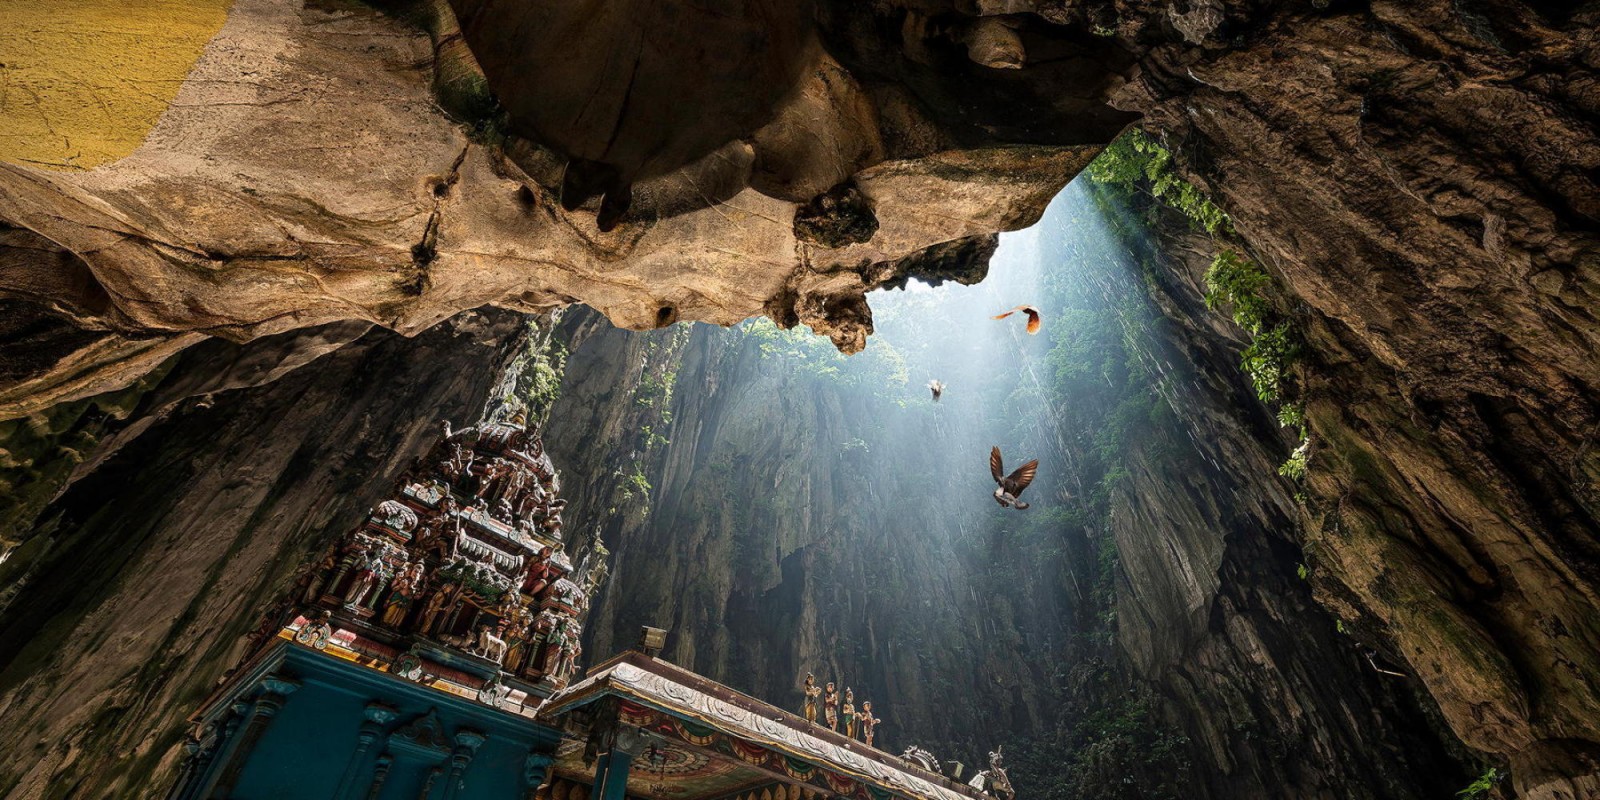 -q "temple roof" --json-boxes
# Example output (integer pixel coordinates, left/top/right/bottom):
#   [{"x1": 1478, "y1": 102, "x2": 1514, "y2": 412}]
[{"x1": 541, "y1": 653, "x2": 991, "y2": 800}]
